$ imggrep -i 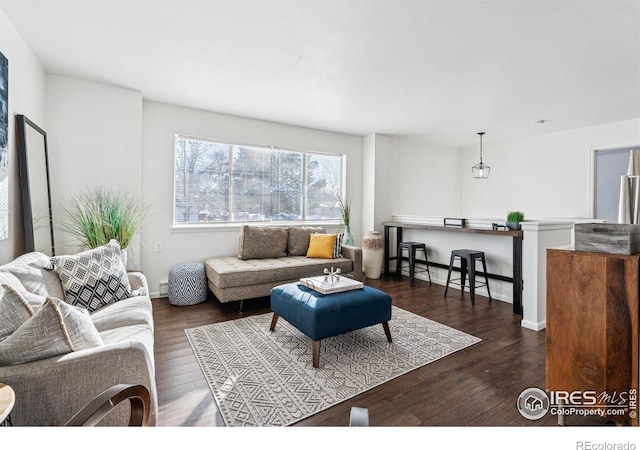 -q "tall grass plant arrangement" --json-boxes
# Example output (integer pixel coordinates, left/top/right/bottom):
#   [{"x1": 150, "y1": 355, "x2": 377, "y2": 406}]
[
  {"x1": 60, "y1": 188, "x2": 143, "y2": 250},
  {"x1": 338, "y1": 196, "x2": 351, "y2": 226}
]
